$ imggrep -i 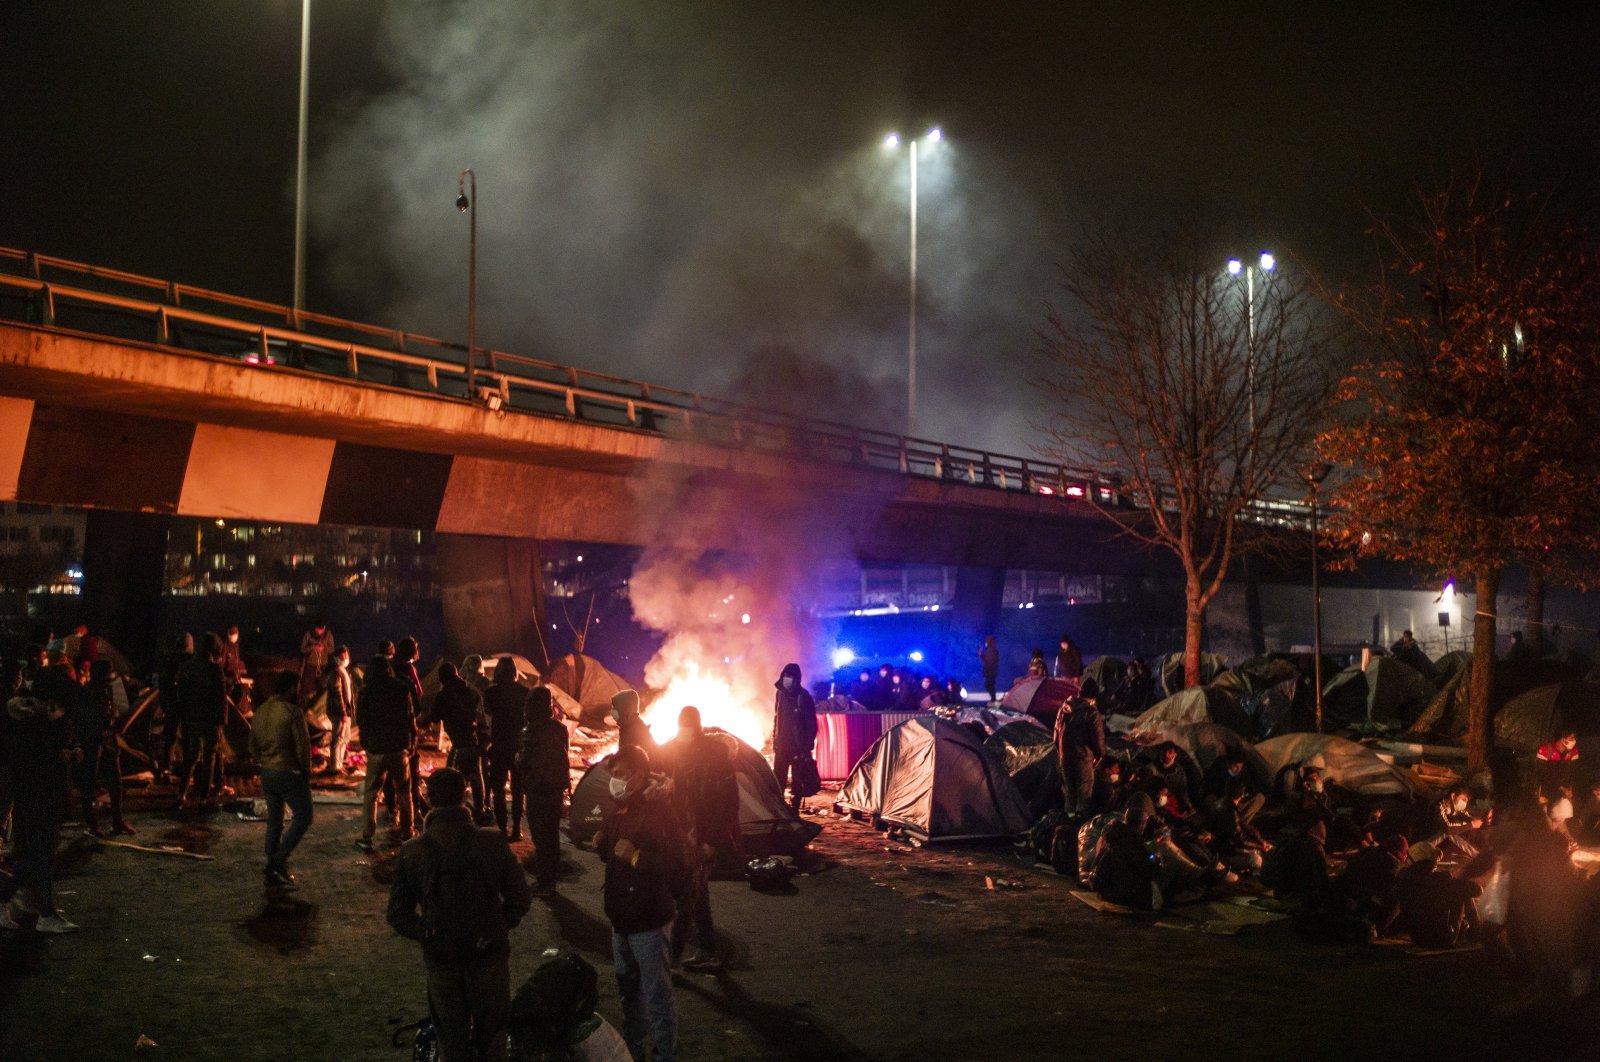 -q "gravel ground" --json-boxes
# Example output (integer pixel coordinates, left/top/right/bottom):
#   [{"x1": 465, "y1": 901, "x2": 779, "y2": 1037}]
[{"x1": 2, "y1": 778, "x2": 1598, "y2": 1062}]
